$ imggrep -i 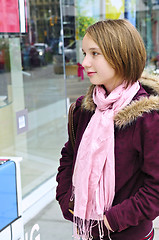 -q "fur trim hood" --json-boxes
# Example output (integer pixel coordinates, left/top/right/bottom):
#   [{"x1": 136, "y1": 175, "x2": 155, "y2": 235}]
[{"x1": 81, "y1": 73, "x2": 159, "y2": 128}]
